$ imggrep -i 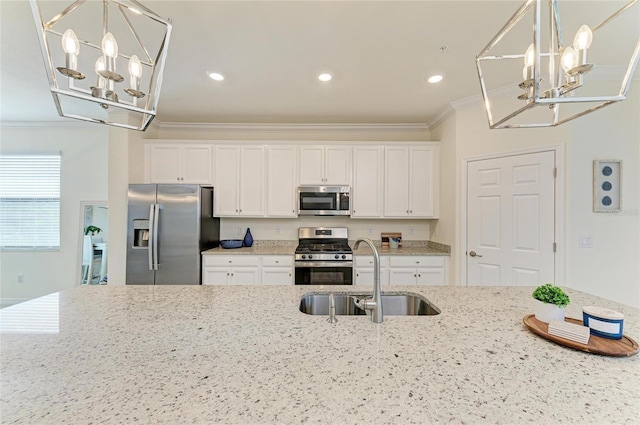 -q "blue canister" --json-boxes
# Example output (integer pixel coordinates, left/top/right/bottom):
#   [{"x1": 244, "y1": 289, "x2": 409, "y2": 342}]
[{"x1": 582, "y1": 306, "x2": 624, "y2": 339}]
